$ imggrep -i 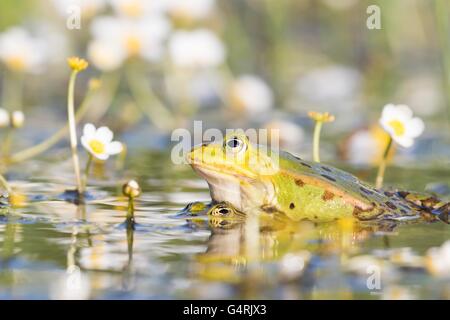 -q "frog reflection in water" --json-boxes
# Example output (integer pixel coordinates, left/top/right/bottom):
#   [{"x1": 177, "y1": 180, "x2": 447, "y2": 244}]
[{"x1": 186, "y1": 132, "x2": 448, "y2": 224}]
